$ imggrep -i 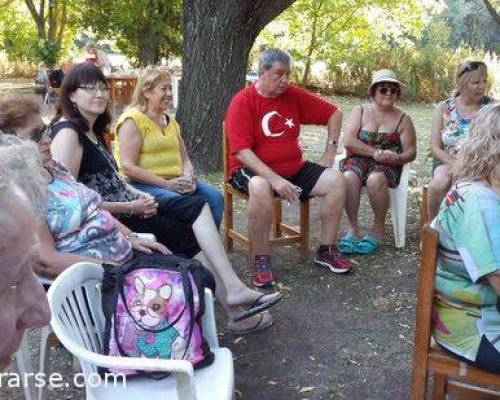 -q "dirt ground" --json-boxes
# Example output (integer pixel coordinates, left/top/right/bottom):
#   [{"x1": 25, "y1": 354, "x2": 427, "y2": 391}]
[{"x1": 0, "y1": 91, "x2": 436, "y2": 399}]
